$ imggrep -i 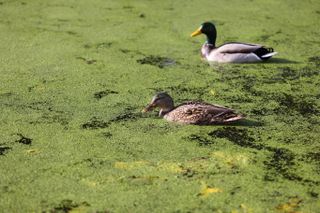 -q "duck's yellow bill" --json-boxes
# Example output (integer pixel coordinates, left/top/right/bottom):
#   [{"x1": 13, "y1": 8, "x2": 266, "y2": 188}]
[{"x1": 191, "y1": 28, "x2": 202, "y2": 37}]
